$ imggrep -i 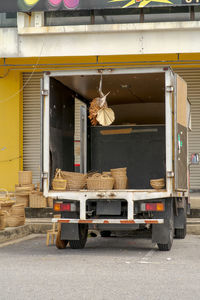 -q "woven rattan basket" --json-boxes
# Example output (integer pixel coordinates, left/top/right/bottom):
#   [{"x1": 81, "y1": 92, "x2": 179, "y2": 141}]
[
  {"x1": 150, "y1": 178, "x2": 165, "y2": 190},
  {"x1": 18, "y1": 171, "x2": 32, "y2": 185},
  {"x1": 62, "y1": 171, "x2": 87, "y2": 190},
  {"x1": 11, "y1": 204, "x2": 25, "y2": 217},
  {"x1": 15, "y1": 184, "x2": 35, "y2": 193},
  {"x1": 52, "y1": 169, "x2": 67, "y2": 191},
  {"x1": 111, "y1": 168, "x2": 127, "y2": 178},
  {"x1": 0, "y1": 212, "x2": 6, "y2": 230},
  {"x1": 0, "y1": 189, "x2": 15, "y2": 212},
  {"x1": 113, "y1": 175, "x2": 128, "y2": 189},
  {"x1": 87, "y1": 175, "x2": 114, "y2": 190},
  {"x1": 6, "y1": 215, "x2": 25, "y2": 227},
  {"x1": 29, "y1": 193, "x2": 47, "y2": 208},
  {"x1": 15, "y1": 193, "x2": 29, "y2": 207},
  {"x1": 47, "y1": 197, "x2": 53, "y2": 208}
]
